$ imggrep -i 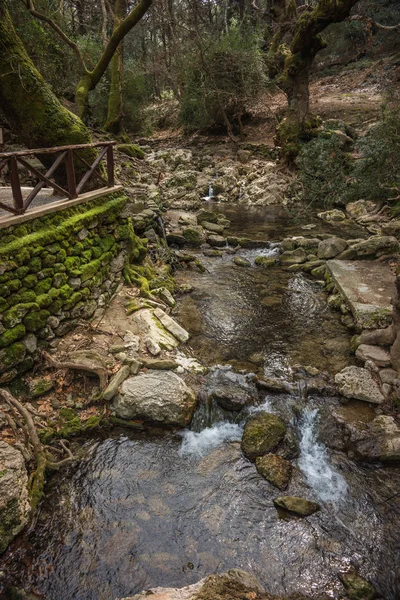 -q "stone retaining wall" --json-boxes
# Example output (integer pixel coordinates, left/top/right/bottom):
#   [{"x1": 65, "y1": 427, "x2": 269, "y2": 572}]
[{"x1": 0, "y1": 193, "x2": 158, "y2": 383}]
